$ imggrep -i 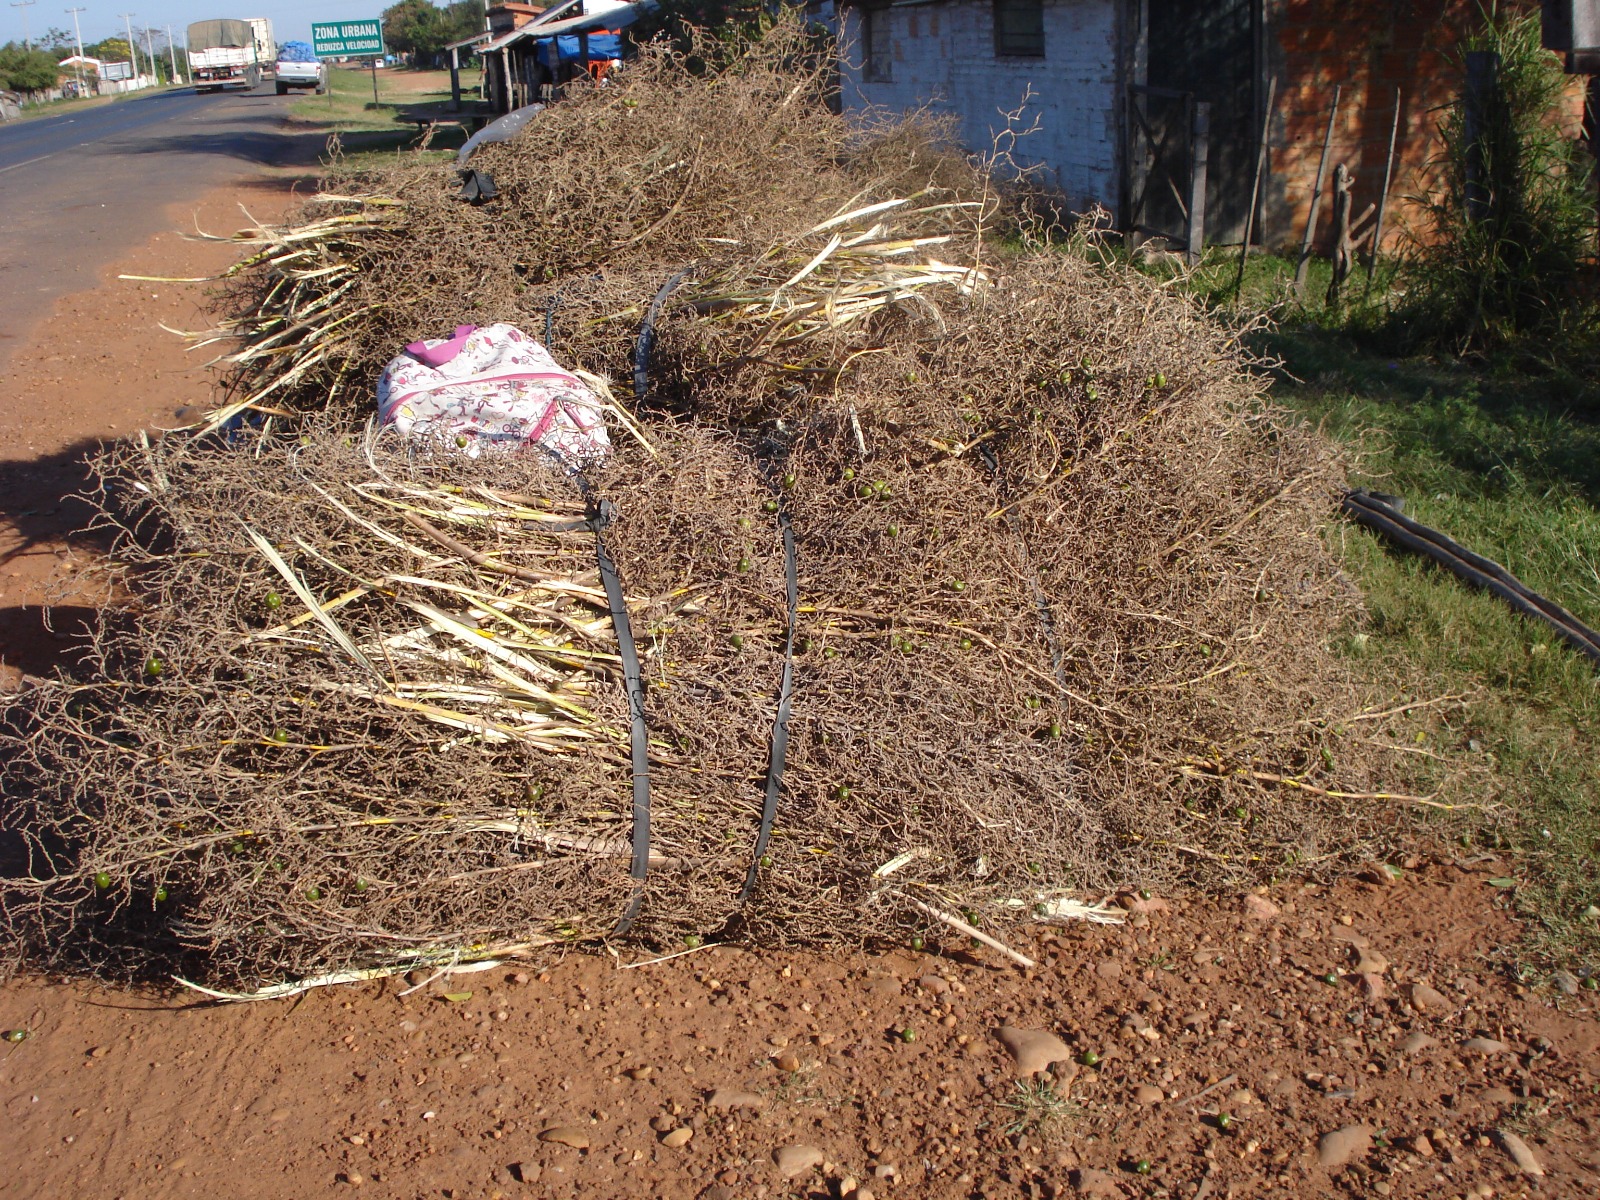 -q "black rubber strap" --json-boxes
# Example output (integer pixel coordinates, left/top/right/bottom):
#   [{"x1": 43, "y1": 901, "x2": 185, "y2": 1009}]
[
  {"x1": 739, "y1": 514, "x2": 798, "y2": 904},
  {"x1": 543, "y1": 272, "x2": 601, "y2": 352},
  {"x1": 979, "y1": 444, "x2": 1068, "y2": 688},
  {"x1": 577, "y1": 495, "x2": 653, "y2": 934},
  {"x1": 633, "y1": 269, "x2": 694, "y2": 404},
  {"x1": 1344, "y1": 490, "x2": 1600, "y2": 665}
]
